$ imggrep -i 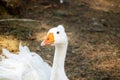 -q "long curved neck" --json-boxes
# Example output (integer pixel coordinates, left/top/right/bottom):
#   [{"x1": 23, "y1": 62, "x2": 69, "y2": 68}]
[{"x1": 50, "y1": 43, "x2": 68, "y2": 80}]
